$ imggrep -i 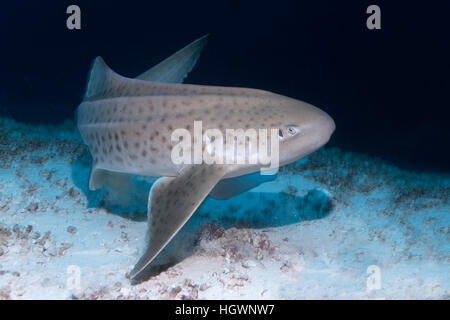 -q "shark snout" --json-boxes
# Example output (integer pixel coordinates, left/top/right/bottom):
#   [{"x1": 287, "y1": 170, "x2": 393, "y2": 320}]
[
  {"x1": 321, "y1": 110, "x2": 335, "y2": 139},
  {"x1": 278, "y1": 101, "x2": 335, "y2": 165},
  {"x1": 312, "y1": 108, "x2": 335, "y2": 149}
]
